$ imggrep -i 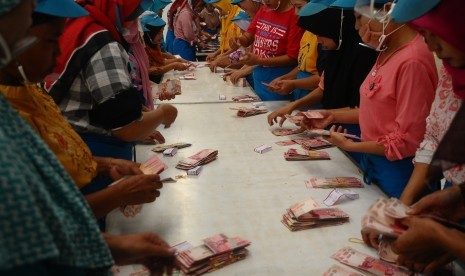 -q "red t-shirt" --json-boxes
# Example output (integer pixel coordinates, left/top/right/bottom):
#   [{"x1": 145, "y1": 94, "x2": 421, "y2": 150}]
[{"x1": 247, "y1": 7, "x2": 303, "y2": 59}]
